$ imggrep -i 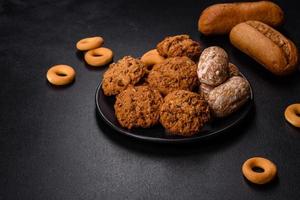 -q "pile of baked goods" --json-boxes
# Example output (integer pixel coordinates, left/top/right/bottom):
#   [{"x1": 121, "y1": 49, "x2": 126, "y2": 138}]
[
  {"x1": 101, "y1": 34, "x2": 251, "y2": 136},
  {"x1": 100, "y1": 0, "x2": 298, "y2": 138},
  {"x1": 197, "y1": 0, "x2": 300, "y2": 185},
  {"x1": 44, "y1": 0, "x2": 300, "y2": 186},
  {"x1": 198, "y1": 1, "x2": 298, "y2": 75}
]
